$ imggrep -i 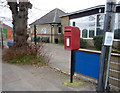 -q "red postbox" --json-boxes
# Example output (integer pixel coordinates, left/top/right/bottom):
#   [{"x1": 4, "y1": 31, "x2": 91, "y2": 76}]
[{"x1": 64, "y1": 26, "x2": 80, "y2": 50}]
